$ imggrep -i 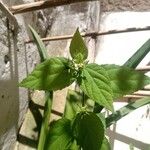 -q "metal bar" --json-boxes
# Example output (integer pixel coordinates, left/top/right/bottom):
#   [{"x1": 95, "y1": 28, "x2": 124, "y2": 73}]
[
  {"x1": 26, "y1": 26, "x2": 150, "y2": 43},
  {"x1": 0, "y1": 2, "x2": 18, "y2": 29},
  {"x1": 10, "y1": 0, "x2": 97, "y2": 14}
]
